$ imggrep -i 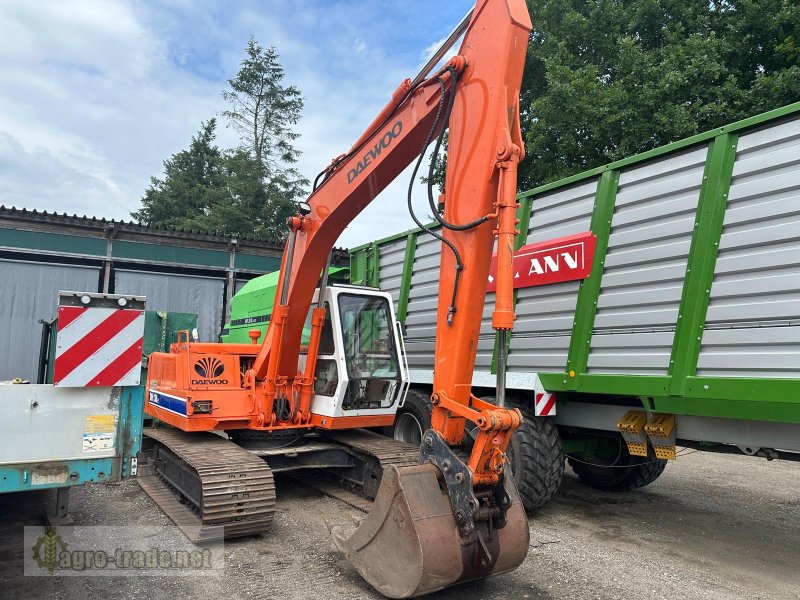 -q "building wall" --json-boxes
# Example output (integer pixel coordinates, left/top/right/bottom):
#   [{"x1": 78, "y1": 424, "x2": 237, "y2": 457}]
[
  {"x1": 0, "y1": 208, "x2": 344, "y2": 380},
  {"x1": 114, "y1": 269, "x2": 224, "y2": 343},
  {"x1": 0, "y1": 260, "x2": 99, "y2": 380}
]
